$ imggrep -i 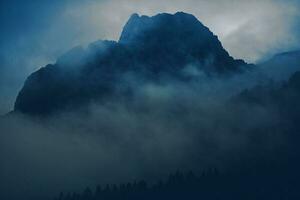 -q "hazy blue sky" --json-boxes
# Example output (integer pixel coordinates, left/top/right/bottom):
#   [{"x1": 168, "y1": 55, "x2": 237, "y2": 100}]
[{"x1": 0, "y1": 0, "x2": 299, "y2": 114}]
